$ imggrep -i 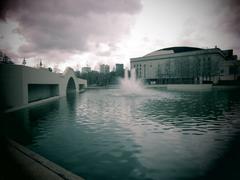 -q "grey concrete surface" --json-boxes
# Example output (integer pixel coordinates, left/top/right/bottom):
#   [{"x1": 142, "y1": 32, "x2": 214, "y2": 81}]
[{"x1": 0, "y1": 137, "x2": 84, "y2": 180}]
